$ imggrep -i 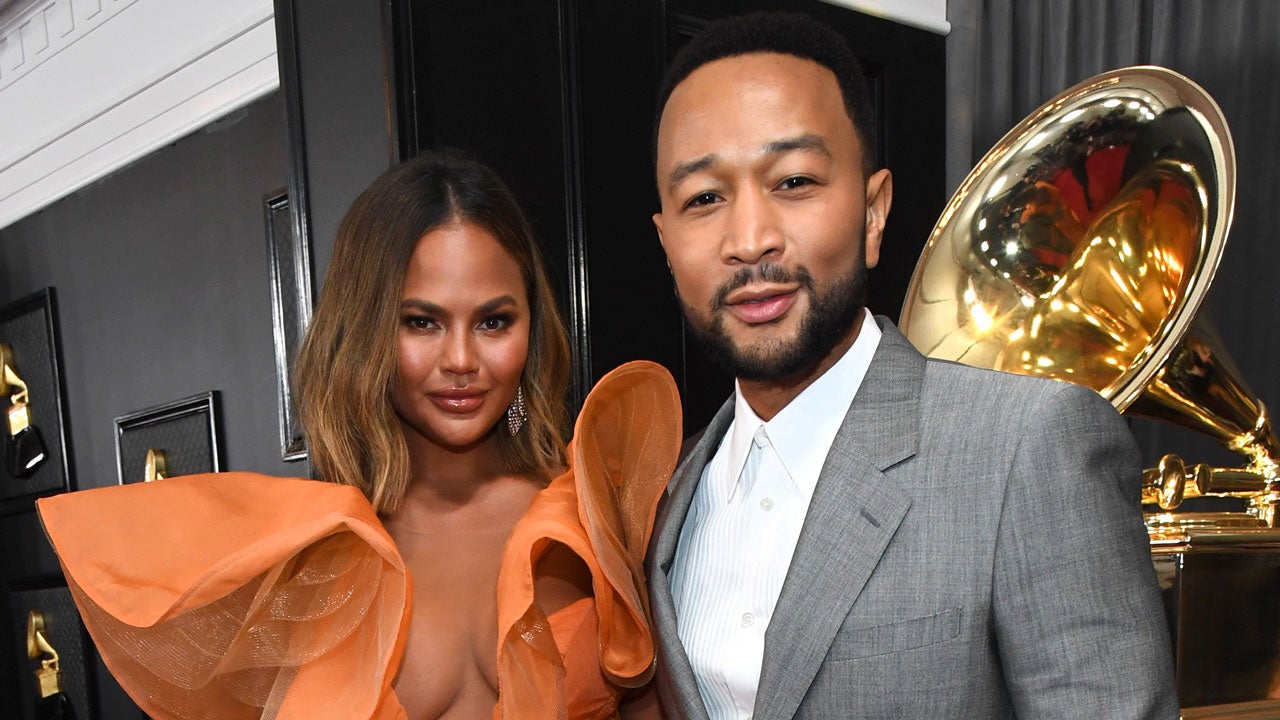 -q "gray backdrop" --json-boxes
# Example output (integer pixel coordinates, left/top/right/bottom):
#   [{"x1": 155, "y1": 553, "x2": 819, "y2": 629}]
[{"x1": 0, "y1": 91, "x2": 290, "y2": 718}]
